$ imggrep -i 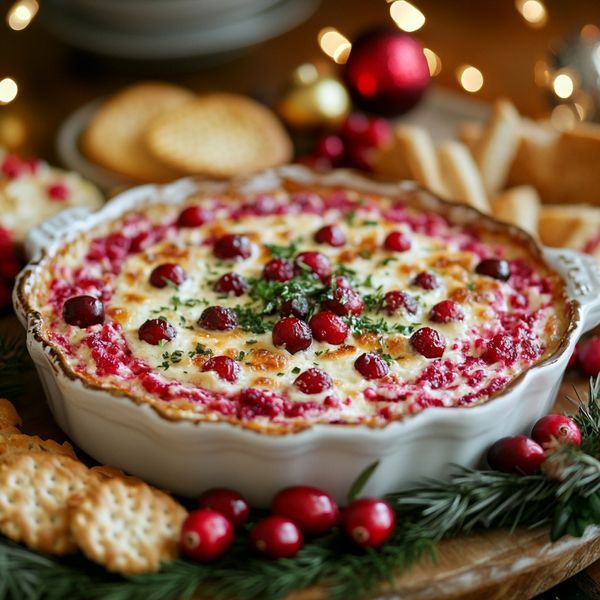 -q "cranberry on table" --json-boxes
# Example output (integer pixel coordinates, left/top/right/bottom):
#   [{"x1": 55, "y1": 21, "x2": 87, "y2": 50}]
[
  {"x1": 177, "y1": 205, "x2": 212, "y2": 227},
  {"x1": 213, "y1": 234, "x2": 252, "y2": 260},
  {"x1": 412, "y1": 271, "x2": 441, "y2": 290},
  {"x1": 62, "y1": 295, "x2": 105, "y2": 328},
  {"x1": 483, "y1": 333, "x2": 516, "y2": 364},
  {"x1": 201, "y1": 356, "x2": 241, "y2": 383},
  {"x1": 198, "y1": 488, "x2": 250, "y2": 528},
  {"x1": 314, "y1": 224, "x2": 346, "y2": 247},
  {"x1": 322, "y1": 286, "x2": 364, "y2": 317},
  {"x1": 263, "y1": 258, "x2": 294, "y2": 282},
  {"x1": 180, "y1": 508, "x2": 234, "y2": 562},
  {"x1": 213, "y1": 272, "x2": 248, "y2": 296},
  {"x1": 149, "y1": 263, "x2": 187, "y2": 288},
  {"x1": 532, "y1": 415, "x2": 582, "y2": 448},
  {"x1": 410, "y1": 327, "x2": 446, "y2": 359},
  {"x1": 579, "y1": 337, "x2": 600, "y2": 377},
  {"x1": 384, "y1": 231, "x2": 411, "y2": 252},
  {"x1": 487, "y1": 435, "x2": 545, "y2": 475},
  {"x1": 272, "y1": 486, "x2": 339, "y2": 536},
  {"x1": 294, "y1": 251, "x2": 332, "y2": 282},
  {"x1": 138, "y1": 318, "x2": 176, "y2": 345},
  {"x1": 314, "y1": 134, "x2": 345, "y2": 165},
  {"x1": 341, "y1": 498, "x2": 396, "y2": 549},
  {"x1": 475, "y1": 258, "x2": 510, "y2": 281},
  {"x1": 294, "y1": 368, "x2": 333, "y2": 394},
  {"x1": 279, "y1": 296, "x2": 309, "y2": 319},
  {"x1": 272, "y1": 317, "x2": 313, "y2": 354},
  {"x1": 429, "y1": 300, "x2": 465, "y2": 323},
  {"x1": 384, "y1": 291, "x2": 418, "y2": 316},
  {"x1": 309, "y1": 311, "x2": 348, "y2": 345},
  {"x1": 354, "y1": 353, "x2": 390, "y2": 380},
  {"x1": 250, "y1": 516, "x2": 303, "y2": 559},
  {"x1": 198, "y1": 306, "x2": 238, "y2": 331}
]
